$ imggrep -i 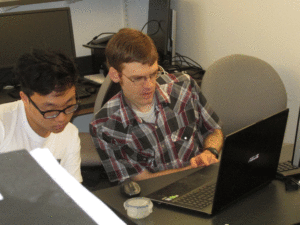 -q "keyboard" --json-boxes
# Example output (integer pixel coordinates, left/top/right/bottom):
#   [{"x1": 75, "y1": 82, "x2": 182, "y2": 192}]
[
  {"x1": 76, "y1": 85, "x2": 92, "y2": 99},
  {"x1": 277, "y1": 161, "x2": 298, "y2": 172},
  {"x1": 173, "y1": 183, "x2": 216, "y2": 209}
]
